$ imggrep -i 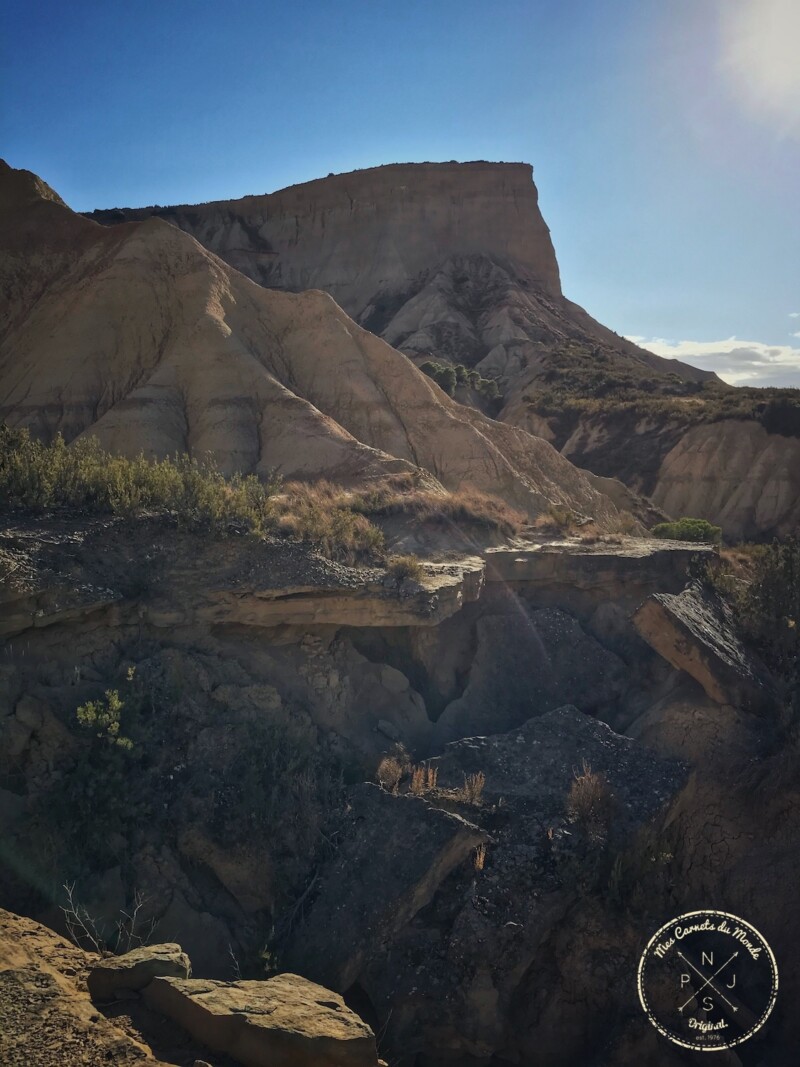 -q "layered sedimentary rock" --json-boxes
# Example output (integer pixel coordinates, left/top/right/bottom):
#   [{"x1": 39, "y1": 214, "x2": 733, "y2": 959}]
[
  {"x1": 87, "y1": 161, "x2": 800, "y2": 538},
  {"x1": 535, "y1": 410, "x2": 800, "y2": 539},
  {"x1": 88, "y1": 161, "x2": 707, "y2": 386},
  {"x1": 0, "y1": 160, "x2": 624, "y2": 528}
]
